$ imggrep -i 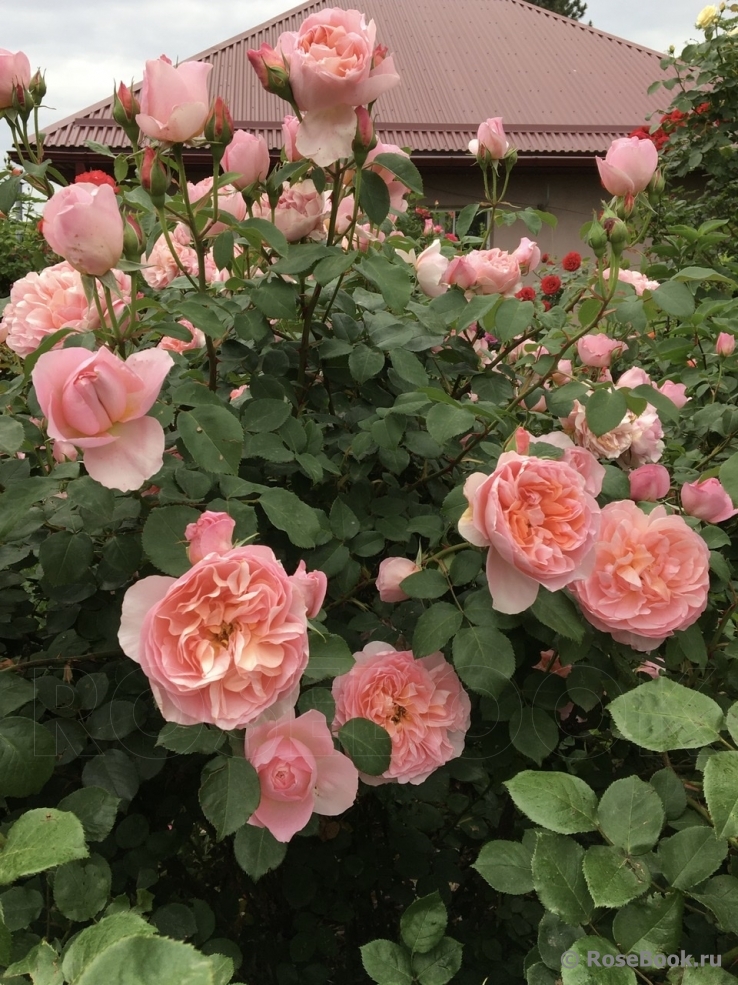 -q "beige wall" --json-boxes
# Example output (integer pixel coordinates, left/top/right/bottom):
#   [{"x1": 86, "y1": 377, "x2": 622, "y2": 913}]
[{"x1": 420, "y1": 165, "x2": 605, "y2": 258}]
